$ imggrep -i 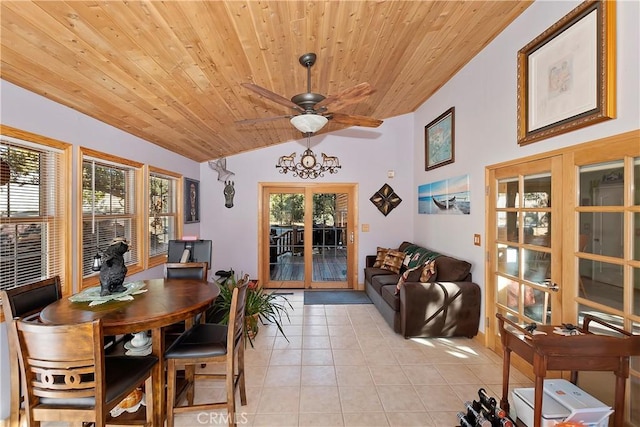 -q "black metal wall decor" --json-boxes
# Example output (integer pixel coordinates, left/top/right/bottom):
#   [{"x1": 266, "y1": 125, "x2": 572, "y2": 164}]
[
  {"x1": 370, "y1": 183, "x2": 402, "y2": 216},
  {"x1": 223, "y1": 180, "x2": 235, "y2": 208}
]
